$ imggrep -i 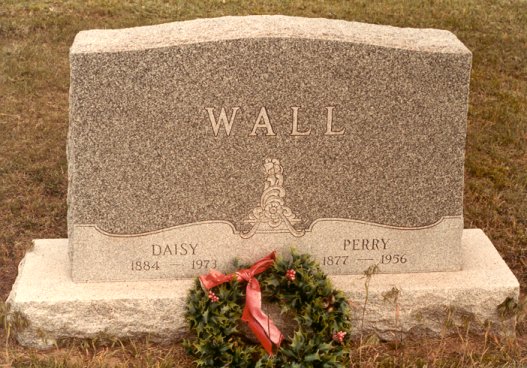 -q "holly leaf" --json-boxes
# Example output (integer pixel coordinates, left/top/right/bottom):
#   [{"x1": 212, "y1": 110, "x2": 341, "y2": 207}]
[{"x1": 305, "y1": 351, "x2": 321, "y2": 362}]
